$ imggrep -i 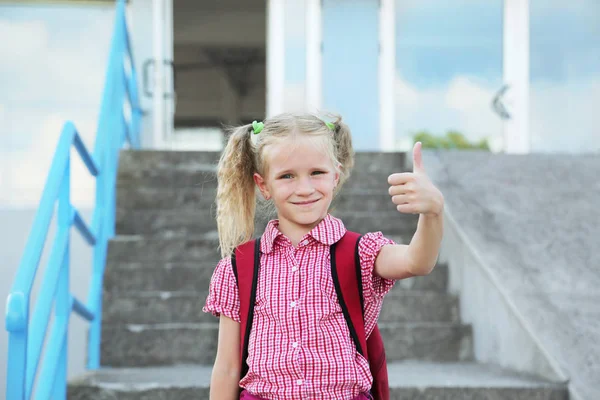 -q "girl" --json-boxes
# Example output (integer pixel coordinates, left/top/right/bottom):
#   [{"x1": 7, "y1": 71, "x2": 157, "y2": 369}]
[{"x1": 203, "y1": 113, "x2": 444, "y2": 400}]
